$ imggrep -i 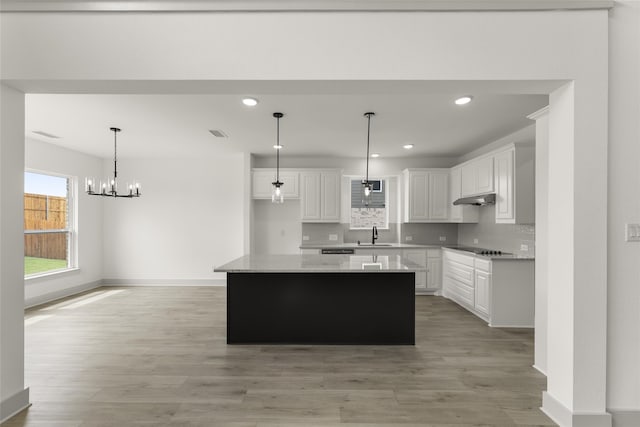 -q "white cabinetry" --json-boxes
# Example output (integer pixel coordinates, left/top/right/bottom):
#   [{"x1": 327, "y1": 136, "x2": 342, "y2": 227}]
[
  {"x1": 442, "y1": 249, "x2": 534, "y2": 327},
  {"x1": 494, "y1": 144, "x2": 535, "y2": 224},
  {"x1": 403, "y1": 169, "x2": 449, "y2": 223},
  {"x1": 300, "y1": 170, "x2": 341, "y2": 222},
  {"x1": 460, "y1": 156, "x2": 494, "y2": 197},
  {"x1": 403, "y1": 249, "x2": 428, "y2": 292},
  {"x1": 449, "y1": 166, "x2": 479, "y2": 223},
  {"x1": 252, "y1": 169, "x2": 299, "y2": 199},
  {"x1": 354, "y1": 247, "x2": 440, "y2": 294},
  {"x1": 426, "y1": 249, "x2": 442, "y2": 292},
  {"x1": 474, "y1": 258, "x2": 492, "y2": 317}
]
